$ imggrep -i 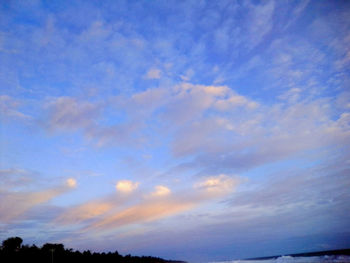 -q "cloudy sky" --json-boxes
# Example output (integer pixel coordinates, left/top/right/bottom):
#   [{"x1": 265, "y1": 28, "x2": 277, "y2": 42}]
[{"x1": 1, "y1": 0, "x2": 350, "y2": 262}]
